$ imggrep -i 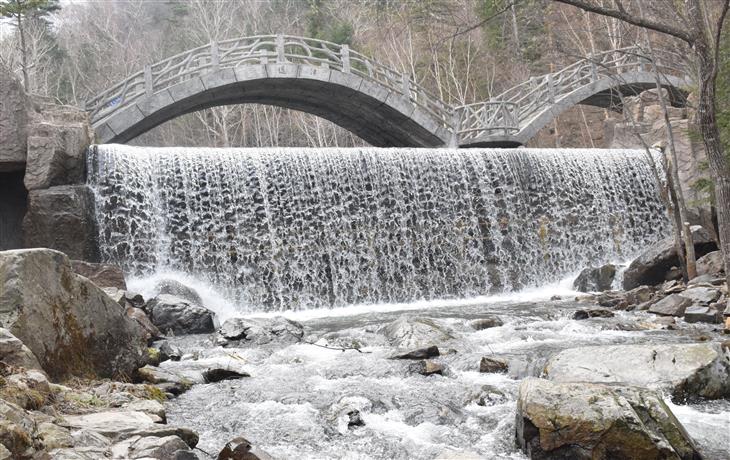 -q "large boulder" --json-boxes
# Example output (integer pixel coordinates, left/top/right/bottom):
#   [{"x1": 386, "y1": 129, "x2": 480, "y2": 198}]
[
  {"x1": 648, "y1": 294, "x2": 692, "y2": 317},
  {"x1": 146, "y1": 295, "x2": 216, "y2": 335},
  {"x1": 573, "y1": 264, "x2": 617, "y2": 292},
  {"x1": 22, "y1": 186, "x2": 99, "y2": 262},
  {"x1": 216, "y1": 316, "x2": 304, "y2": 346},
  {"x1": 695, "y1": 250, "x2": 725, "y2": 276},
  {"x1": 0, "y1": 64, "x2": 28, "y2": 172},
  {"x1": 544, "y1": 343, "x2": 730, "y2": 401},
  {"x1": 623, "y1": 226, "x2": 717, "y2": 290},
  {"x1": 151, "y1": 279, "x2": 203, "y2": 306},
  {"x1": 24, "y1": 117, "x2": 91, "y2": 190},
  {"x1": 0, "y1": 249, "x2": 147, "y2": 379},
  {"x1": 71, "y1": 260, "x2": 126, "y2": 290},
  {"x1": 381, "y1": 317, "x2": 455, "y2": 349},
  {"x1": 516, "y1": 378, "x2": 700, "y2": 460}
]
